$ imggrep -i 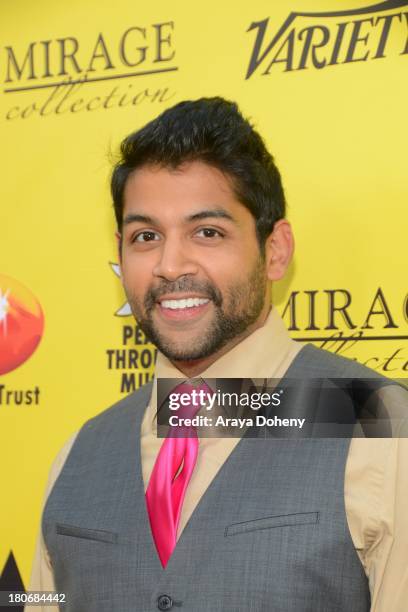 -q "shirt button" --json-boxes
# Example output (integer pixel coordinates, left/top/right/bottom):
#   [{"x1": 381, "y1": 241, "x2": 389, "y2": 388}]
[{"x1": 157, "y1": 594, "x2": 173, "y2": 610}]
